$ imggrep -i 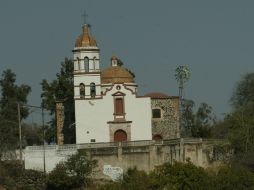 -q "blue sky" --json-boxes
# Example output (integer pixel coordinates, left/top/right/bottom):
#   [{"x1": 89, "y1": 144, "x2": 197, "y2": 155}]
[{"x1": 0, "y1": 0, "x2": 253, "y2": 121}]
